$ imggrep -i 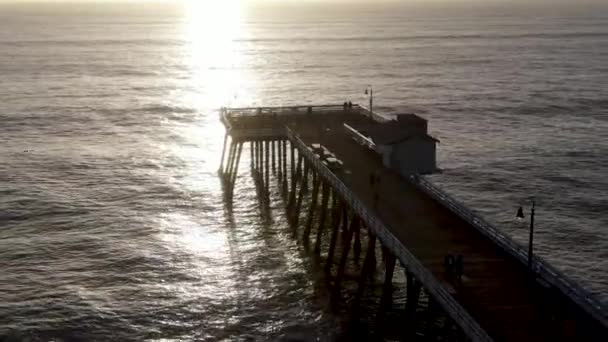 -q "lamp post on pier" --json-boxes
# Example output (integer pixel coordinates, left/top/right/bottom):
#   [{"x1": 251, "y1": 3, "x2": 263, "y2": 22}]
[
  {"x1": 516, "y1": 199, "x2": 536, "y2": 271},
  {"x1": 364, "y1": 85, "x2": 373, "y2": 113}
]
